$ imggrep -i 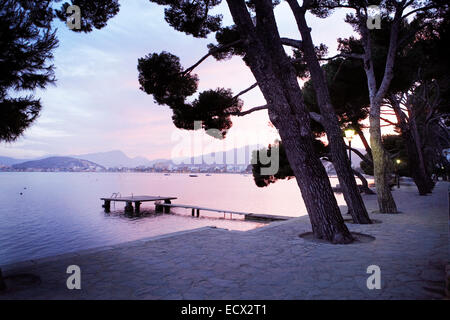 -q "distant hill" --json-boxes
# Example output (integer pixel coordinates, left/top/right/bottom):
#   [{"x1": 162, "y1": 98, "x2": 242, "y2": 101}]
[
  {"x1": 12, "y1": 157, "x2": 105, "y2": 170},
  {"x1": 72, "y1": 150, "x2": 152, "y2": 168},
  {"x1": 0, "y1": 156, "x2": 27, "y2": 166}
]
